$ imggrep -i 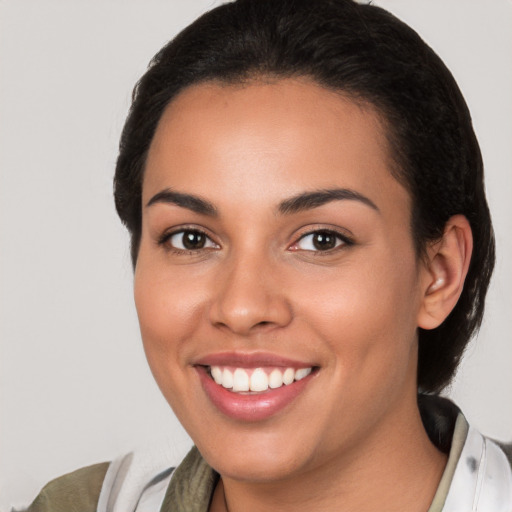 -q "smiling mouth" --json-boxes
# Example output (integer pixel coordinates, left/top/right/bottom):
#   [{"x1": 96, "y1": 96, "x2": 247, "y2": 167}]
[
  {"x1": 207, "y1": 365, "x2": 314, "y2": 393},
  {"x1": 195, "y1": 359, "x2": 319, "y2": 421}
]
